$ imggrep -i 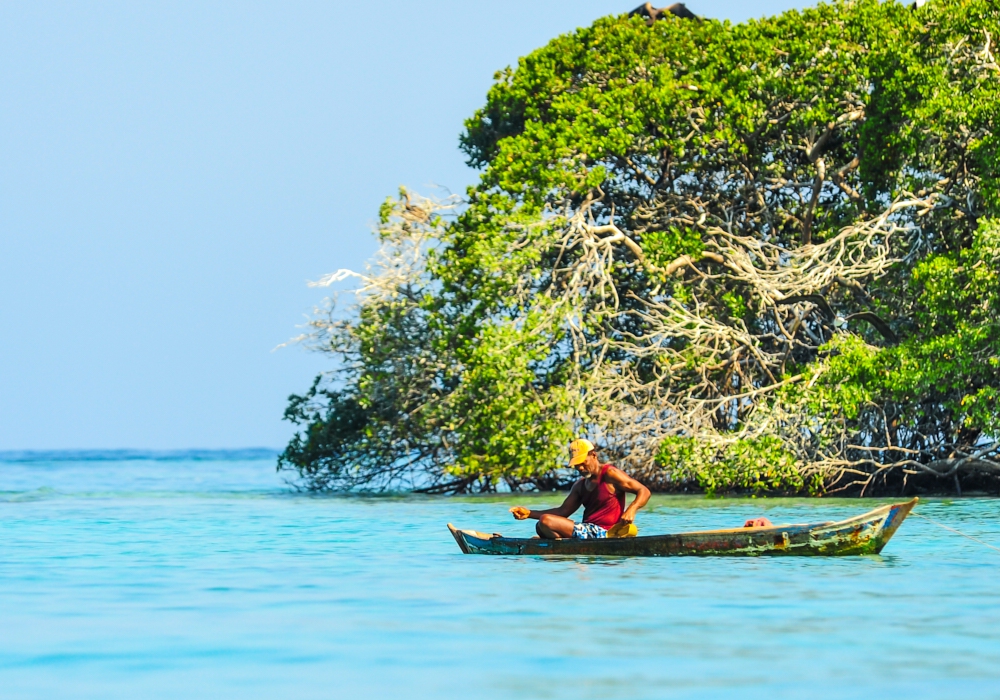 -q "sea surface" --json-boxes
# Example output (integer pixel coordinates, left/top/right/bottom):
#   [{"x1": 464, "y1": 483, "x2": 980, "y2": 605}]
[{"x1": 2, "y1": 451, "x2": 999, "y2": 699}]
